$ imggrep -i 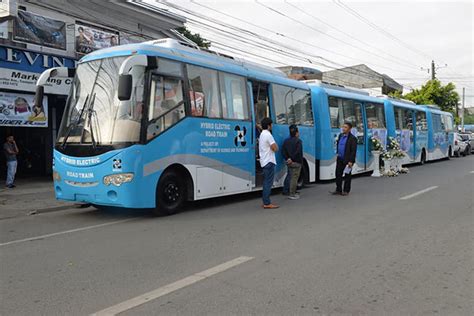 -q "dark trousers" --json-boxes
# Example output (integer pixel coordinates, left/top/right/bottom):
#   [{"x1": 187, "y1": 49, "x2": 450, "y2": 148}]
[
  {"x1": 335, "y1": 158, "x2": 352, "y2": 193},
  {"x1": 262, "y1": 162, "x2": 276, "y2": 205}
]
